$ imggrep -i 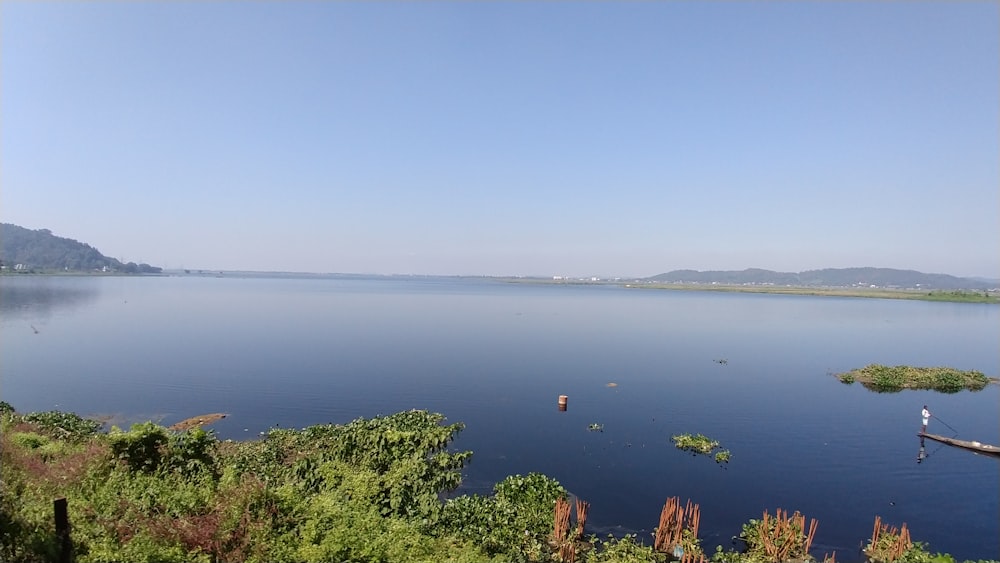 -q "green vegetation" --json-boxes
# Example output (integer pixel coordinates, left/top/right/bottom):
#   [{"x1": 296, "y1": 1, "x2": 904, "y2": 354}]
[
  {"x1": 733, "y1": 509, "x2": 817, "y2": 562},
  {"x1": 2, "y1": 405, "x2": 995, "y2": 563},
  {"x1": 0, "y1": 223, "x2": 161, "y2": 274},
  {"x1": 836, "y1": 364, "x2": 994, "y2": 393},
  {"x1": 585, "y1": 534, "x2": 657, "y2": 563},
  {"x1": 672, "y1": 433, "x2": 718, "y2": 454},
  {"x1": 2, "y1": 409, "x2": 492, "y2": 563},
  {"x1": 922, "y1": 290, "x2": 998, "y2": 304},
  {"x1": 672, "y1": 434, "x2": 730, "y2": 465},
  {"x1": 862, "y1": 517, "x2": 990, "y2": 563},
  {"x1": 633, "y1": 283, "x2": 1000, "y2": 304},
  {"x1": 440, "y1": 473, "x2": 566, "y2": 559}
]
